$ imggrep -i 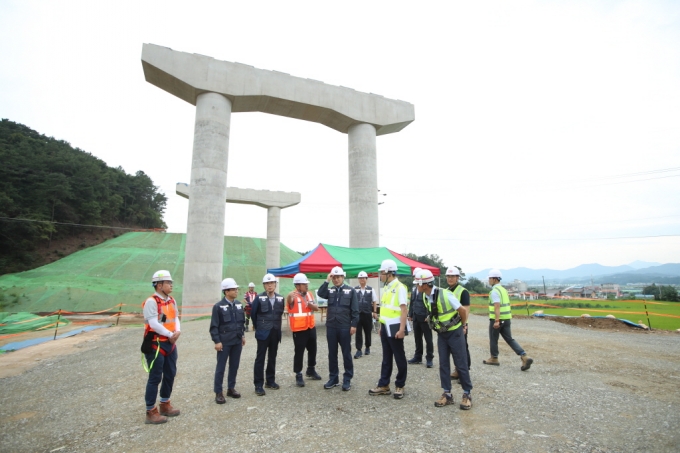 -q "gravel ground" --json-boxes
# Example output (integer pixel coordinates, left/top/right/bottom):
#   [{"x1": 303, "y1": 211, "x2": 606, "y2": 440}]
[{"x1": 1, "y1": 313, "x2": 679, "y2": 453}]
